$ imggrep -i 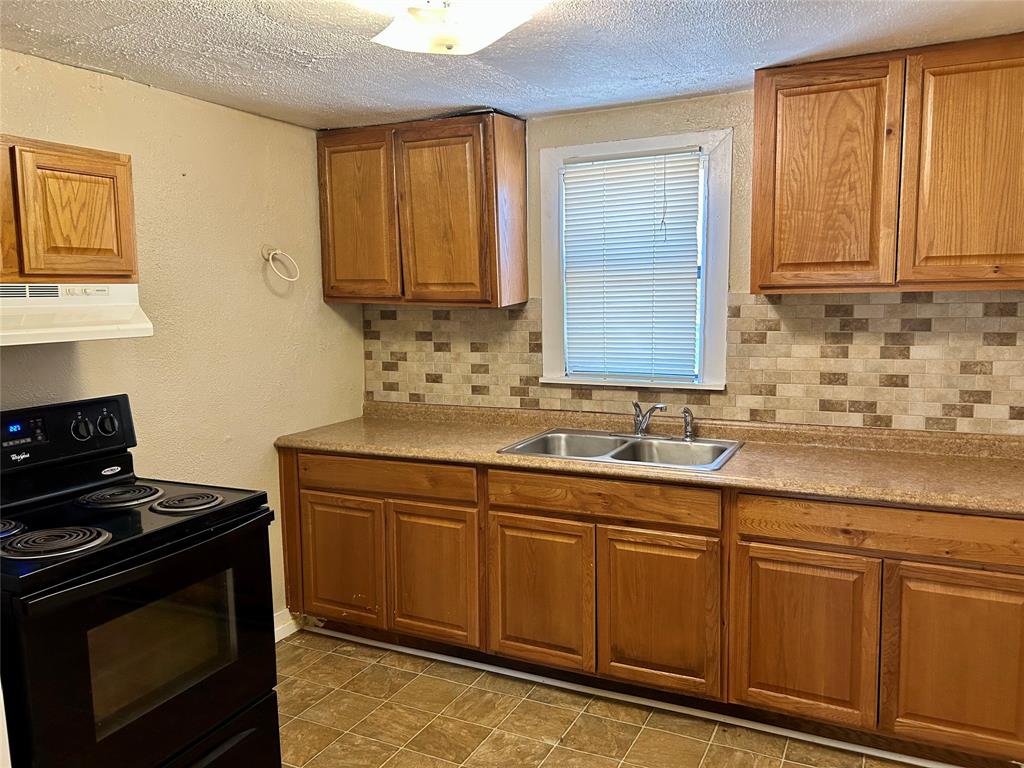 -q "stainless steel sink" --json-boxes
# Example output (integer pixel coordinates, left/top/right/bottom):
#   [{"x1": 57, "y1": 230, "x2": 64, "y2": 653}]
[
  {"x1": 499, "y1": 428, "x2": 741, "y2": 471},
  {"x1": 507, "y1": 432, "x2": 630, "y2": 457}
]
